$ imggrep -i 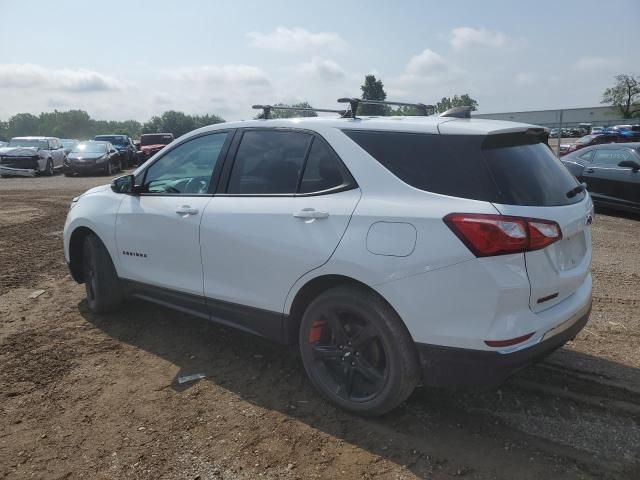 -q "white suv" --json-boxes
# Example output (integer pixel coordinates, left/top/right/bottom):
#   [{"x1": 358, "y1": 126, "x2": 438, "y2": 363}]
[{"x1": 64, "y1": 108, "x2": 593, "y2": 415}]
